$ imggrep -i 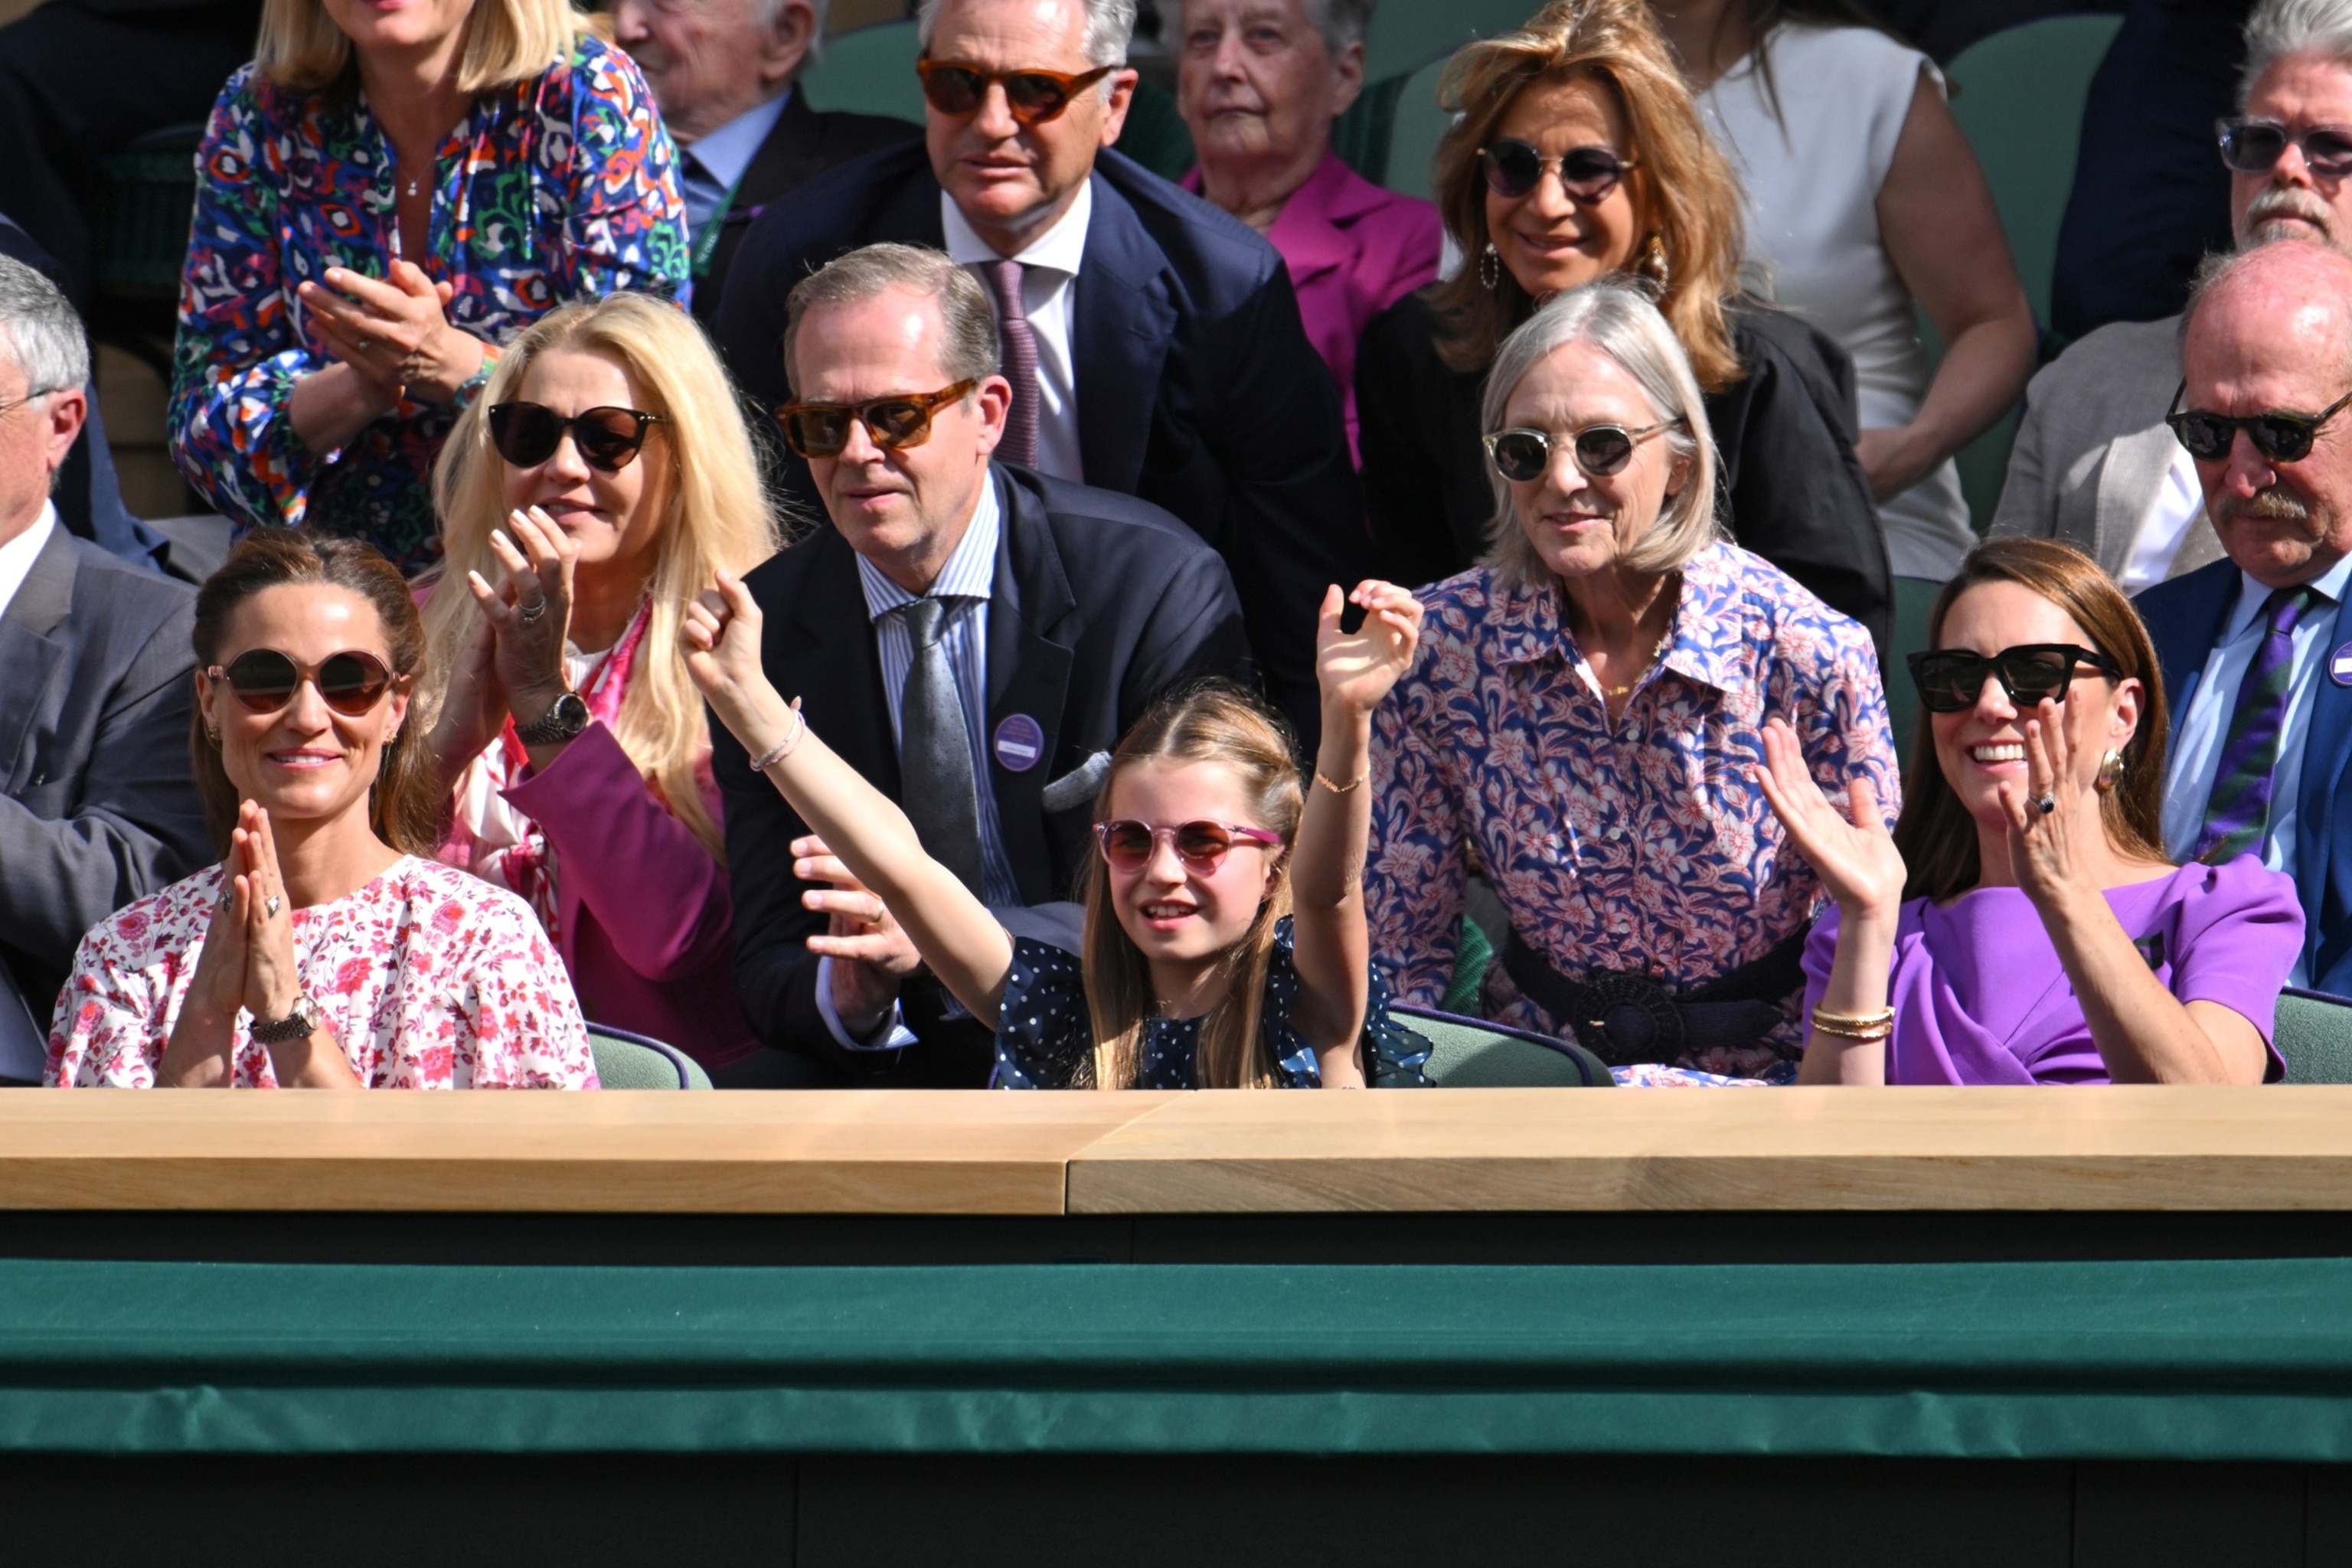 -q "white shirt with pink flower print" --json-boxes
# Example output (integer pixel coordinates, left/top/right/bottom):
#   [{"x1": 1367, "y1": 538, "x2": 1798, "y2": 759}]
[{"x1": 47, "y1": 857, "x2": 599, "y2": 1089}]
